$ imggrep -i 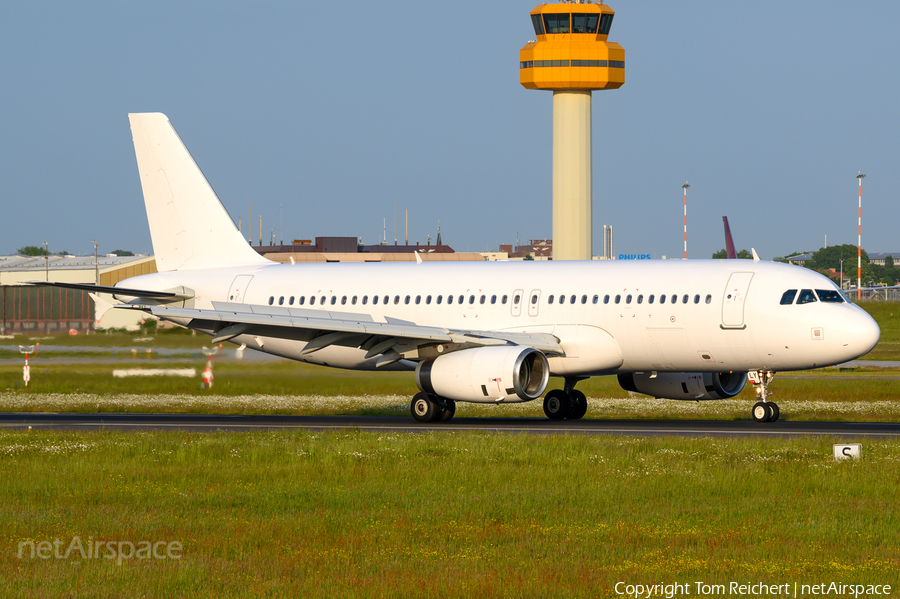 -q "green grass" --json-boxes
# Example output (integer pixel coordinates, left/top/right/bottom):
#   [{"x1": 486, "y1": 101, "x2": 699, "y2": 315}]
[
  {"x1": 1, "y1": 430, "x2": 898, "y2": 598},
  {"x1": 860, "y1": 302, "x2": 900, "y2": 360}
]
